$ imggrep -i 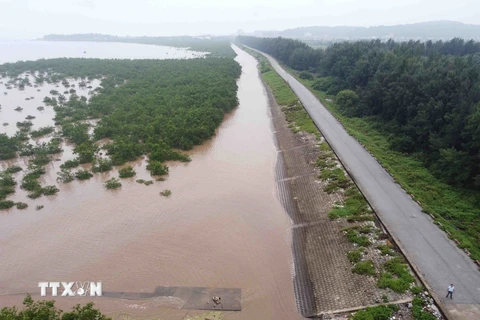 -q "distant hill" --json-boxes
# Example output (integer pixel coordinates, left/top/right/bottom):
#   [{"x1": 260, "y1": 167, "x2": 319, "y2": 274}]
[{"x1": 254, "y1": 21, "x2": 480, "y2": 40}]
